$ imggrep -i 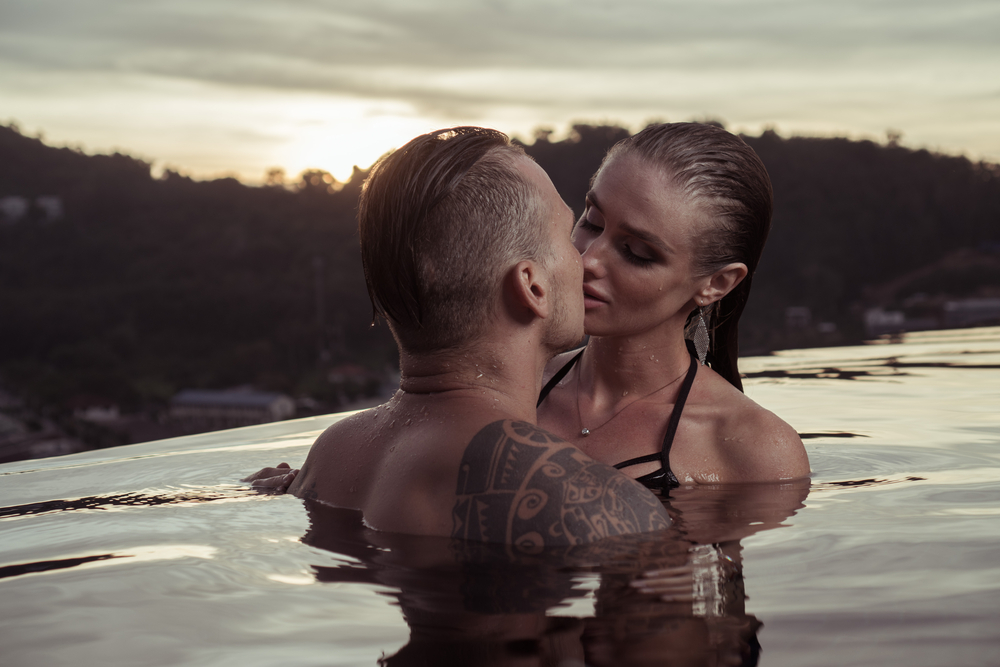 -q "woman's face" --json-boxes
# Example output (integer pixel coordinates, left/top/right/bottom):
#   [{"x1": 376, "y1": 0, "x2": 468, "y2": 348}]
[{"x1": 572, "y1": 154, "x2": 711, "y2": 339}]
